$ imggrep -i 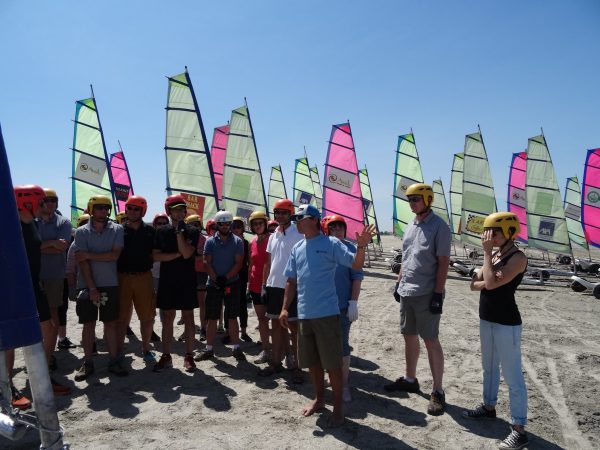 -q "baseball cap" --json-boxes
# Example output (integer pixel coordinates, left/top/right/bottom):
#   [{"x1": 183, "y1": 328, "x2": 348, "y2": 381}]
[{"x1": 290, "y1": 204, "x2": 321, "y2": 221}]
